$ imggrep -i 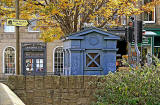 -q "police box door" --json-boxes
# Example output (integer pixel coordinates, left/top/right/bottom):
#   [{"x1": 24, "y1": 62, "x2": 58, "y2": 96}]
[{"x1": 22, "y1": 43, "x2": 46, "y2": 75}]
